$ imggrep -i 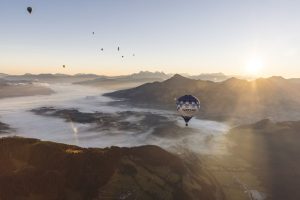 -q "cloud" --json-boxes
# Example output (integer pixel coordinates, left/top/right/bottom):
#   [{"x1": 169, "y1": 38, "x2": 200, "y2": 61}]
[{"x1": 0, "y1": 83, "x2": 230, "y2": 155}]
